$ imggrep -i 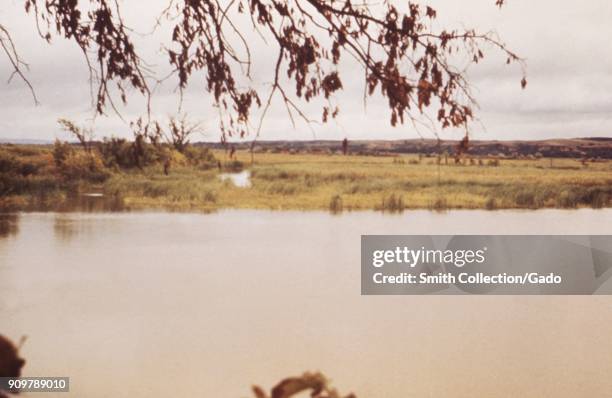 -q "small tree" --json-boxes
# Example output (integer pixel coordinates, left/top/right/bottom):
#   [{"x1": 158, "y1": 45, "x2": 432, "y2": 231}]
[
  {"x1": 164, "y1": 115, "x2": 203, "y2": 153},
  {"x1": 58, "y1": 119, "x2": 94, "y2": 153}
]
